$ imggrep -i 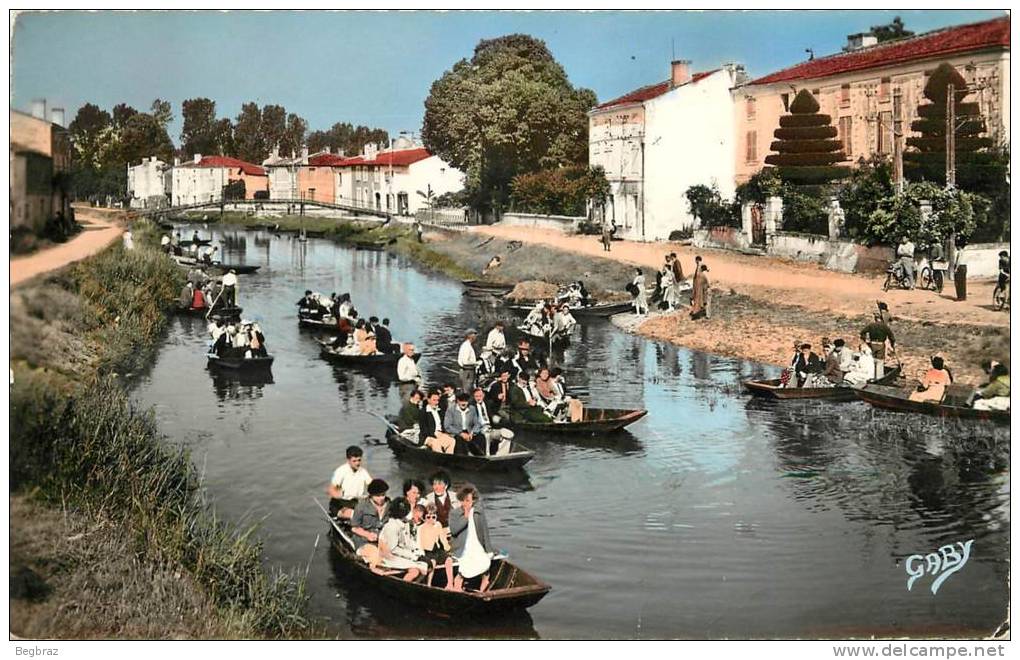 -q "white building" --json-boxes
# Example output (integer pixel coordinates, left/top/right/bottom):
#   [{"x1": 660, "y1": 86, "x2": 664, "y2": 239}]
[
  {"x1": 262, "y1": 147, "x2": 301, "y2": 200},
  {"x1": 126, "y1": 156, "x2": 171, "y2": 209},
  {"x1": 331, "y1": 139, "x2": 464, "y2": 215},
  {"x1": 589, "y1": 60, "x2": 746, "y2": 241},
  {"x1": 171, "y1": 154, "x2": 268, "y2": 205}
]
